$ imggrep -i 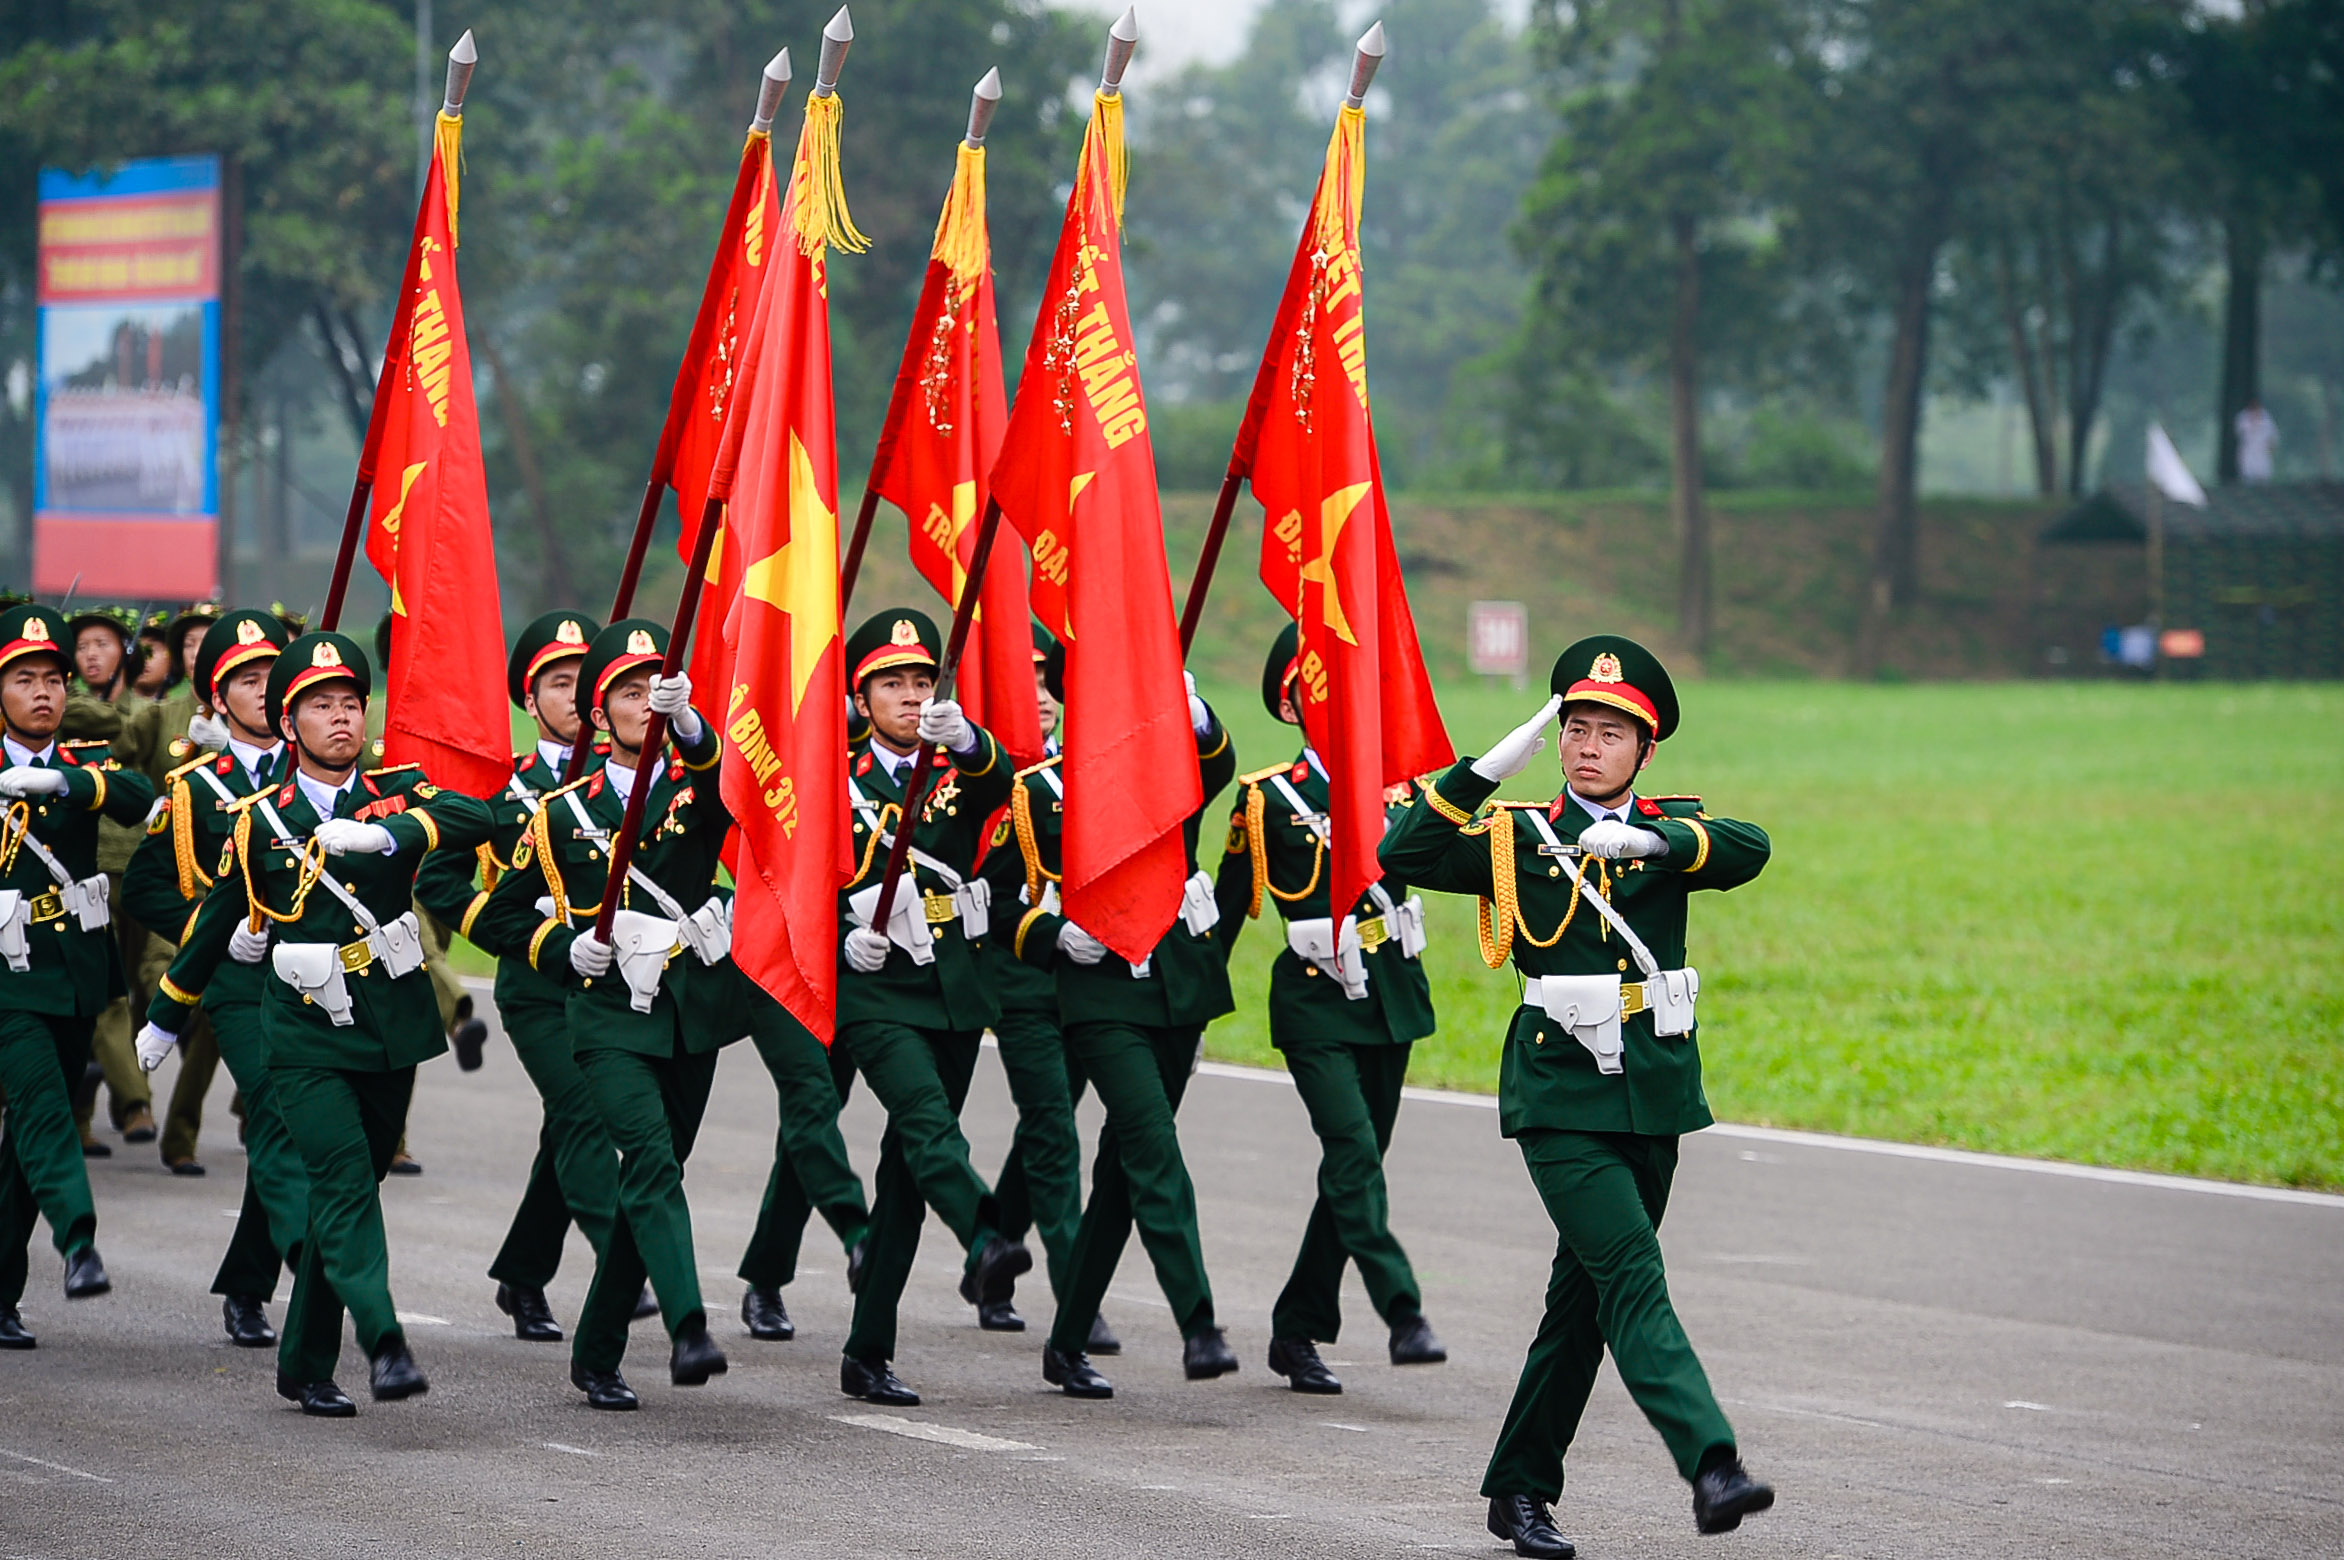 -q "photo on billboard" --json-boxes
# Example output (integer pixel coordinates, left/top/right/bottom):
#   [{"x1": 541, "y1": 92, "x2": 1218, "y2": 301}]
[{"x1": 37, "y1": 301, "x2": 209, "y2": 515}]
